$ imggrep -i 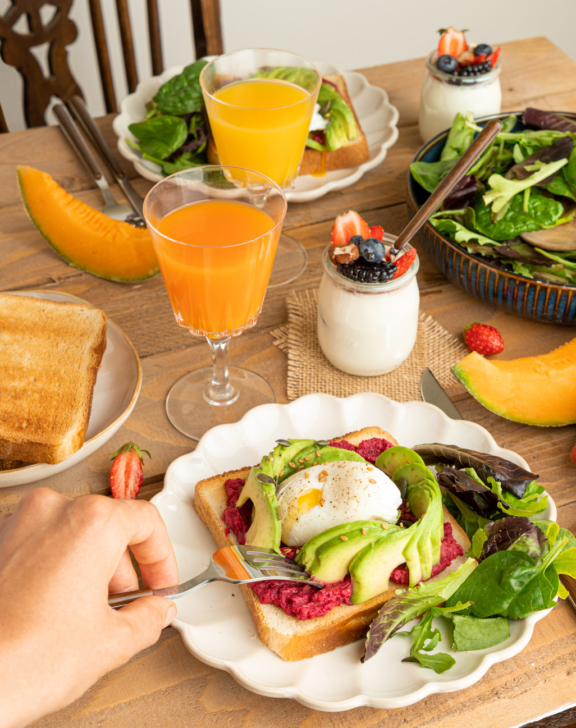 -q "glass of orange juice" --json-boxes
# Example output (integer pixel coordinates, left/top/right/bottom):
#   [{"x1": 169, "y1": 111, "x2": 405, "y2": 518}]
[
  {"x1": 144, "y1": 165, "x2": 287, "y2": 440},
  {"x1": 201, "y1": 49, "x2": 321, "y2": 289}
]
